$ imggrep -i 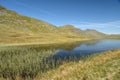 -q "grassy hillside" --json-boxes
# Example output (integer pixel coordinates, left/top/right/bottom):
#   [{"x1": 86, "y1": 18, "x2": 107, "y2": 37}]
[
  {"x1": 0, "y1": 5, "x2": 107, "y2": 44},
  {"x1": 84, "y1": 29, "x2": 107, "y2": 38},
  {"x1": 108, "y1": 34, "x2": 120, "y2": 39},
  {"x1": 36, "y1": 49, "x2": 120, "y2": 80}
]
